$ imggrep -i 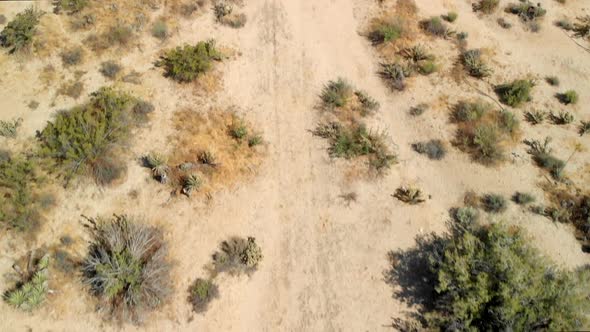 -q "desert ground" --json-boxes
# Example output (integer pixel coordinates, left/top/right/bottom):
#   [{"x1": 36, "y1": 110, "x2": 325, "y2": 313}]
[{"x1": 0, "y1": 0, "x2": 589, "y2": 331}]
